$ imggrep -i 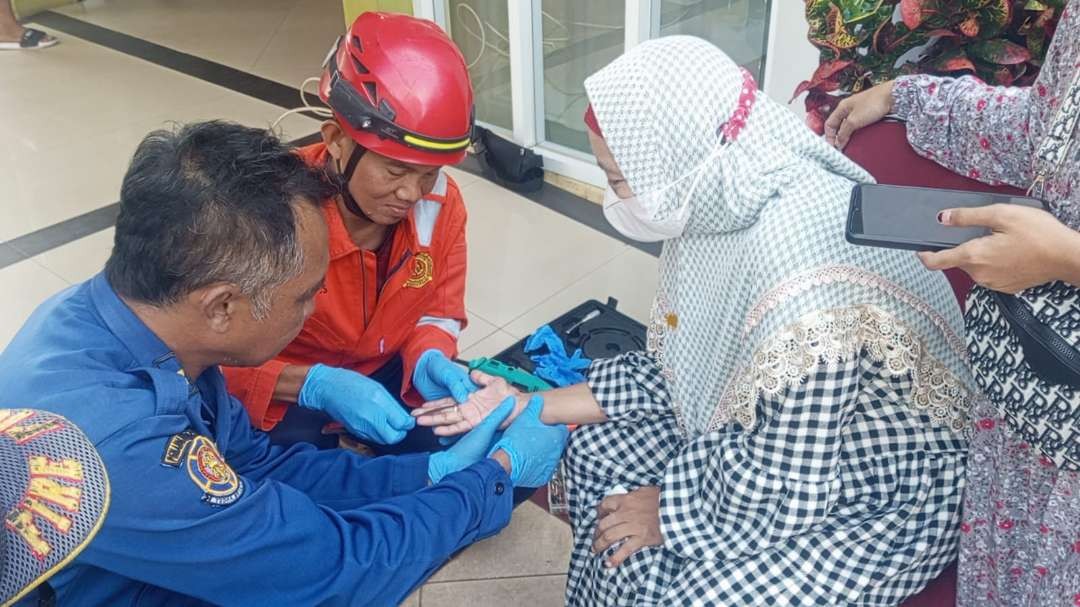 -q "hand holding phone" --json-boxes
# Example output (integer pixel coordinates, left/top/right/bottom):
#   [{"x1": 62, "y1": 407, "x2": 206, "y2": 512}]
[
  {"x1": 915, "y1": 202, "x2": 1080, "y2": 294},
  {"x1": 846, "y1": 184, "x2": 1046, "y2": 252}
]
